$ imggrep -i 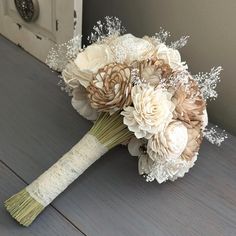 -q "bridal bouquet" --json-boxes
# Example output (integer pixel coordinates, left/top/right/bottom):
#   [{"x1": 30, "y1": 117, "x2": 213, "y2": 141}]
[{"x1": 5, "y1": 17, "x2": 227, "y2": 226}]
